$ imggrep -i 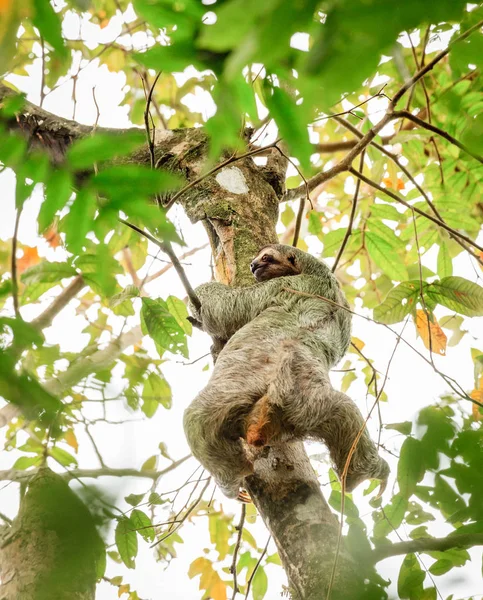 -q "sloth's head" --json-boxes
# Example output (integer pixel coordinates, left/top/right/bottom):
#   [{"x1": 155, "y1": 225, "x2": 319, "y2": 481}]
[{"x1": 250, "y1": 244, "x2": 301, "y2": 282}]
